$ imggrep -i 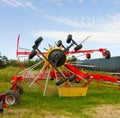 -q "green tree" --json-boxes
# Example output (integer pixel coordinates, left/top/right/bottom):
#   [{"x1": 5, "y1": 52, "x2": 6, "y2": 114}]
[{"x1": 68, "y1": 55, "x2": 77, "y2": 62}]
